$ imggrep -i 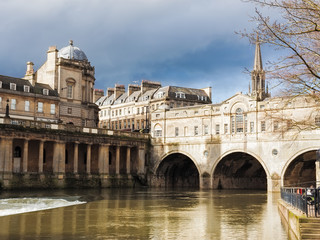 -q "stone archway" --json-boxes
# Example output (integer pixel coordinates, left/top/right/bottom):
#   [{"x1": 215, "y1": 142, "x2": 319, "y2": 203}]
[
  {"x1": 212, "y1": 152, "x2": 267, "y2": 190},
  {"x1": 283, "y1": 150, "x2": 316, "y2": 187},
  {"x1": 156, "y1": 153, "x2": 199, "y2": 188}
]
